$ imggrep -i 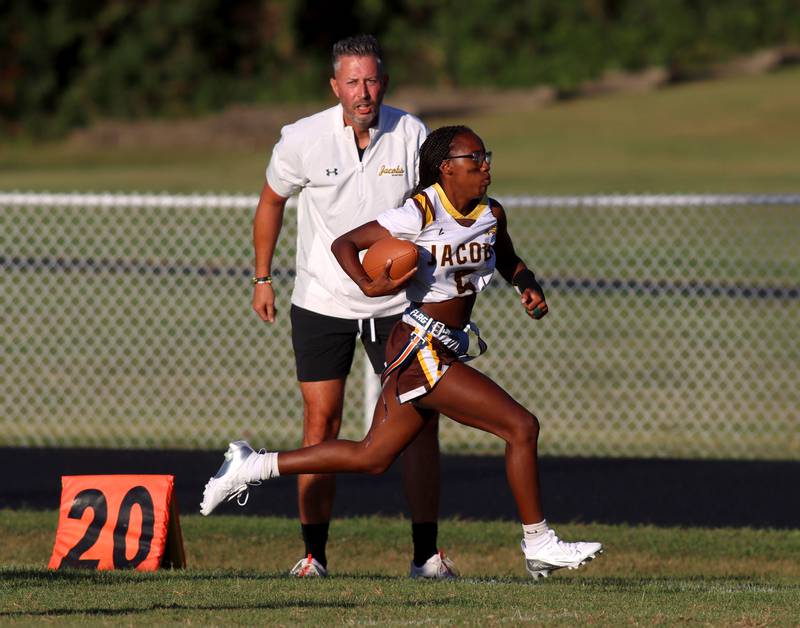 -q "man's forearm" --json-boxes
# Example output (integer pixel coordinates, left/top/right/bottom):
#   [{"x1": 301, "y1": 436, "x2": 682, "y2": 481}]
[{"x1": 253, "y1": 183, "x2": 288, "y2": 276}]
